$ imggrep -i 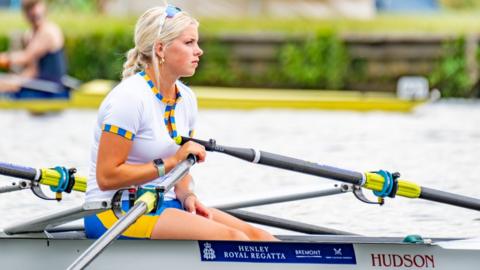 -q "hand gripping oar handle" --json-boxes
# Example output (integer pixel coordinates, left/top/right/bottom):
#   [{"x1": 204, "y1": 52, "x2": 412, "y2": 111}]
[
  {"x1": 0, "y1": 161, "x2": 87, "y2": 194},
  {"x1": 179, "y1": 137, "x2": 480, "y2": 212},
  {"x1": 67, "y1": 155, "x2": 197, "y2": 270}
]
